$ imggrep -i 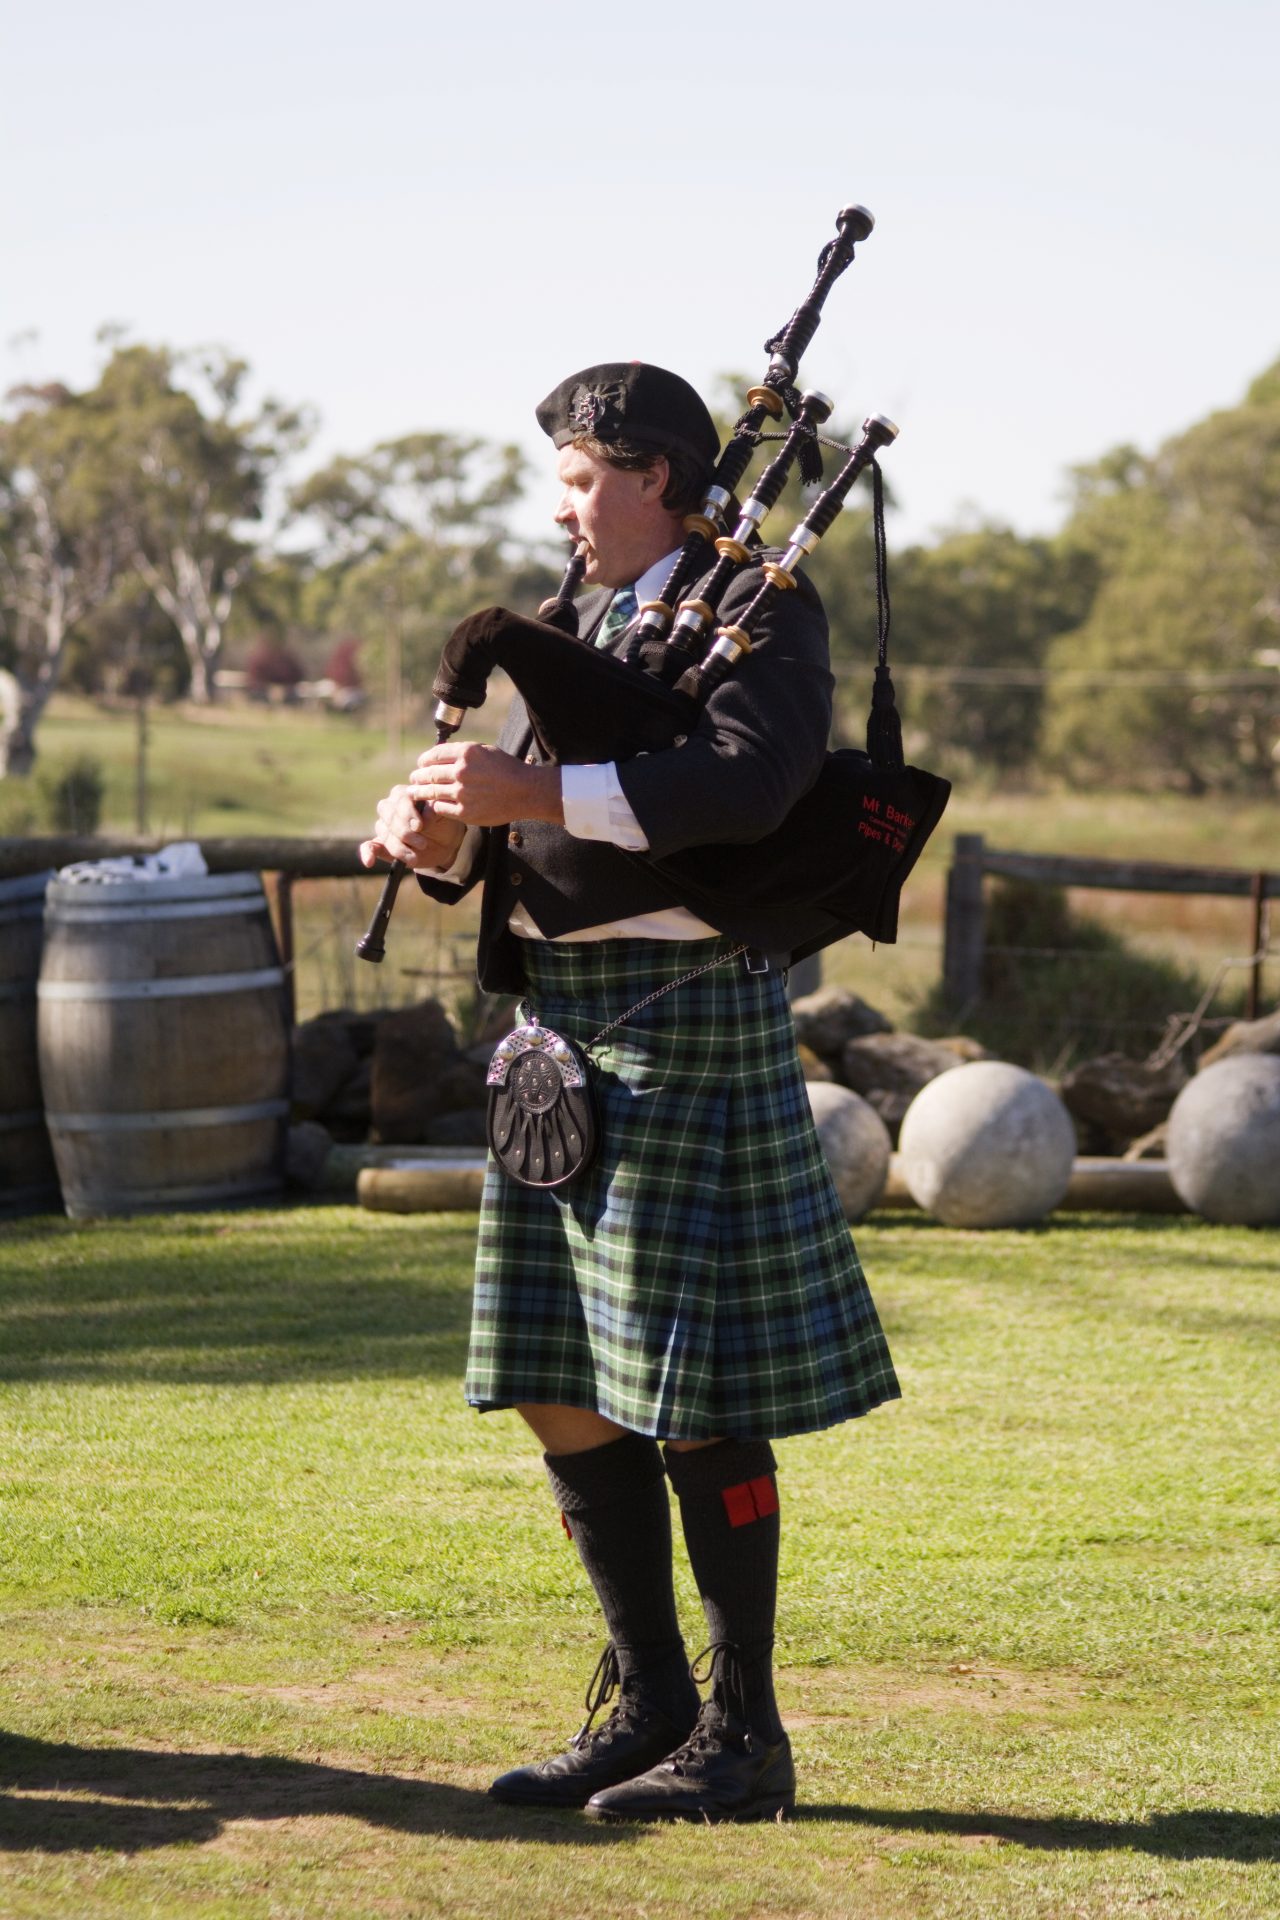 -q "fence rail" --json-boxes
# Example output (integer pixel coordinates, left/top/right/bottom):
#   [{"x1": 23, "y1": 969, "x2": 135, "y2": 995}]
[
  {"x1": 943, "y1": 833, "x2": 1279, "y2": 1017},
  {"x1": 0, "y1": 835, "x2": 381, "y2": 1026}
]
